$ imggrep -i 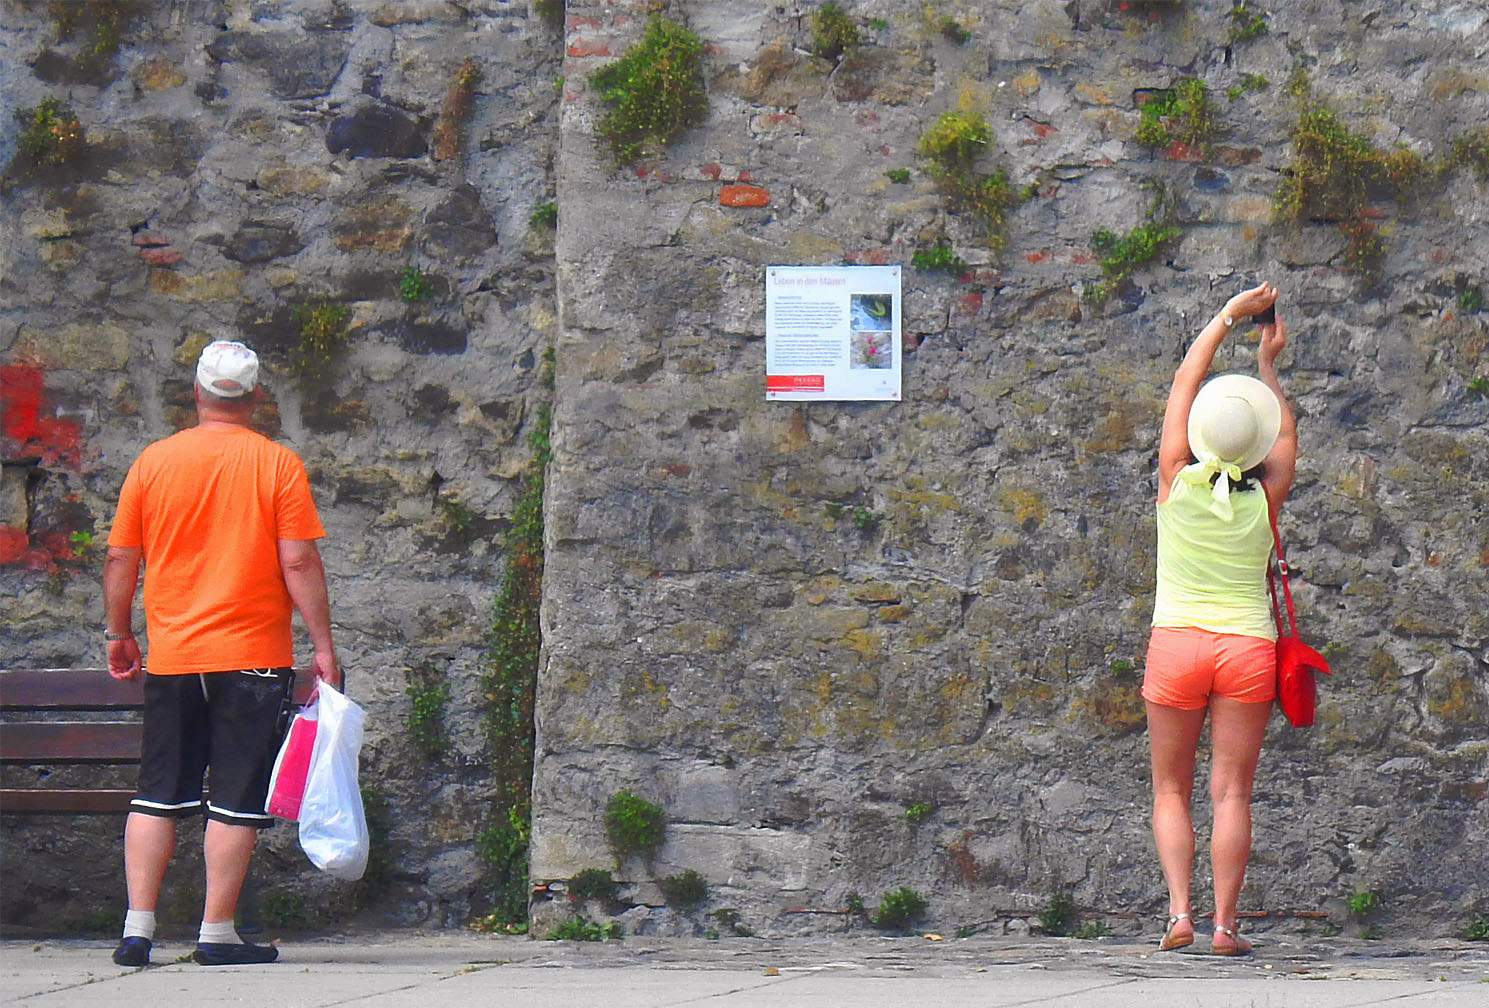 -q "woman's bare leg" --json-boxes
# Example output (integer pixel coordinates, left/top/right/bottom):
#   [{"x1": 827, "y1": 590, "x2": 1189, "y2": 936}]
[
  {"x1": 1207, "y1": 696, "x2": 1271, "y2": 949},
  {"x1": 1147, "y1": 700, "x2": 1207, "y2": 941}
]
